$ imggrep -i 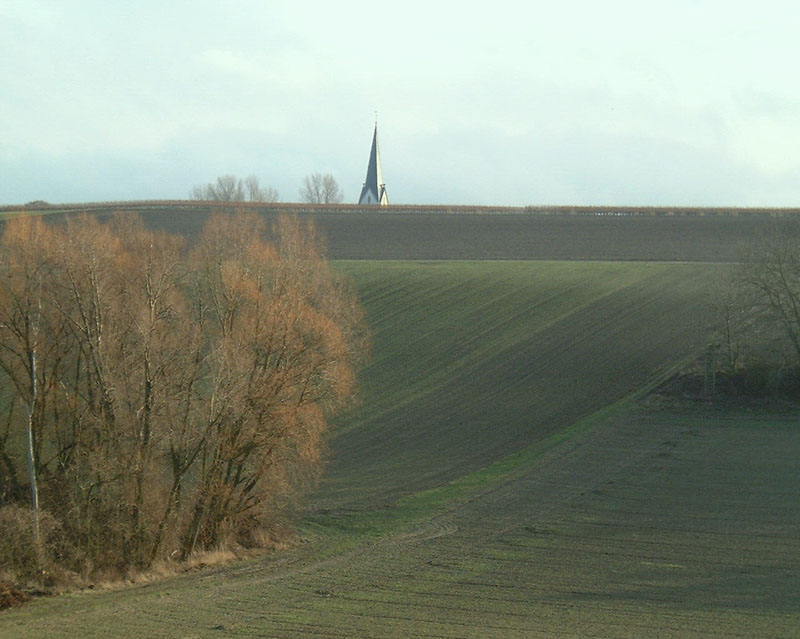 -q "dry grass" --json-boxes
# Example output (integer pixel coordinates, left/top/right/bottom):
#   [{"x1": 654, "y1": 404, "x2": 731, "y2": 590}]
[
  {"x1": 0, "y1": 582, "x2": 30, "y2": 611},
  {"x1": 66, "y1": 524, "x2": 301, "y2": 594}
]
